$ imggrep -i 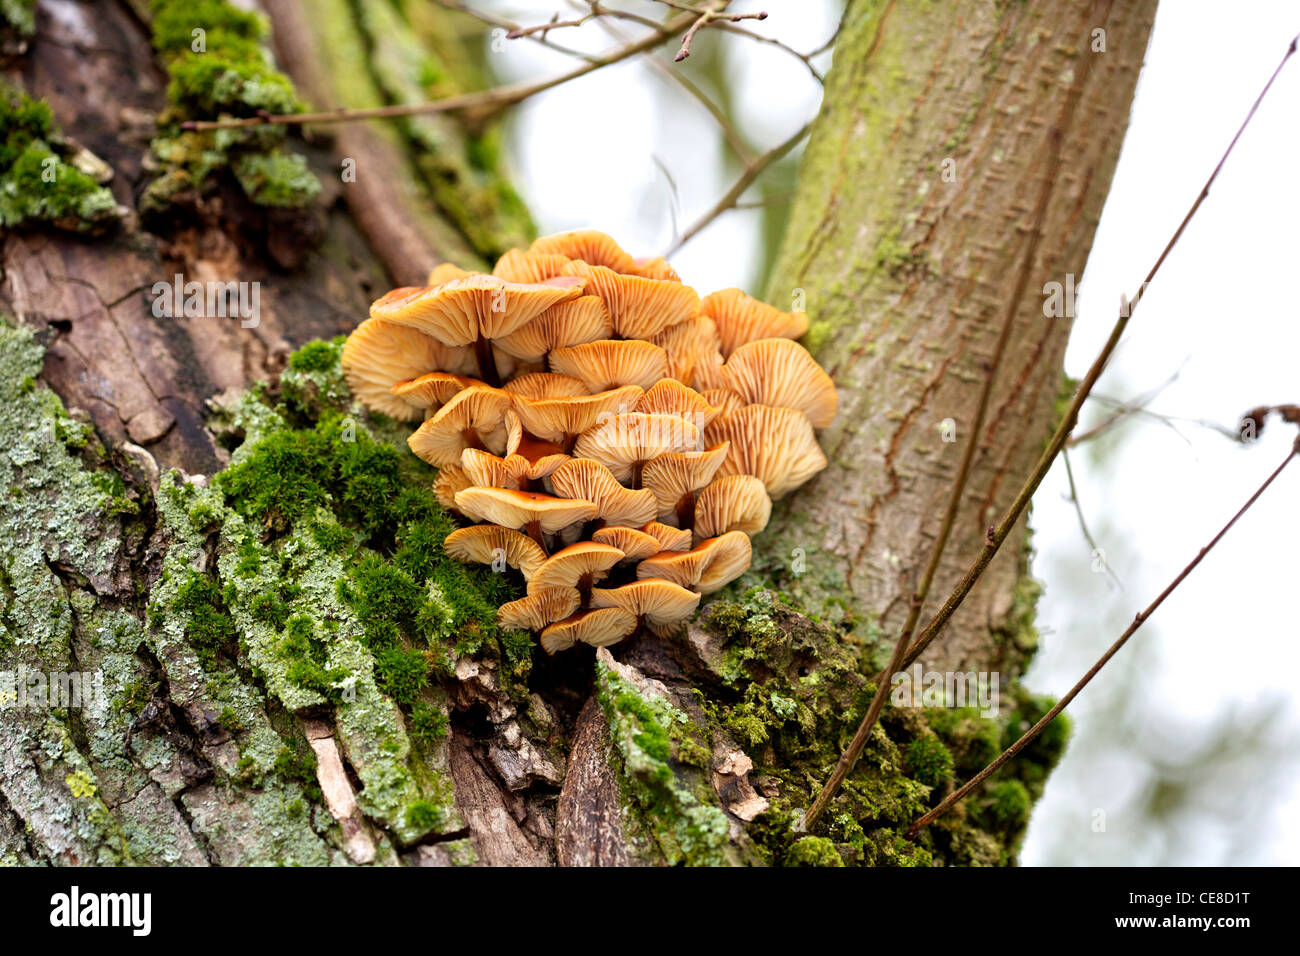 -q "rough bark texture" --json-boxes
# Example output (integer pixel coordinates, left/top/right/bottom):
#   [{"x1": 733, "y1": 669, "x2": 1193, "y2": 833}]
[
  {"x1": 762, "y1": 0, "x2": 1156, "y2": 674},
  {"x1": 0, "y1": 0, "x2": 1154, "y2": 866}
]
